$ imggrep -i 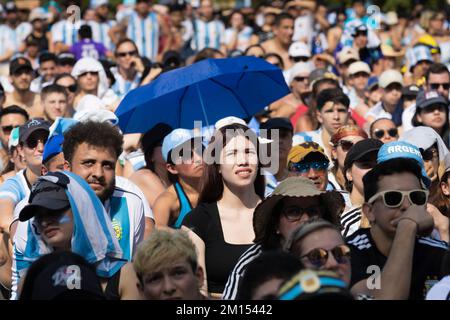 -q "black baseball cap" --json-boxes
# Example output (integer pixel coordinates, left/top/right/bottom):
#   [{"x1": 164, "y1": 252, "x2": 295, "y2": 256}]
[
  {"x1": 9, "y1": 57, "x2": 33, "y2": 76},
  {"x1": 57, "y1": 53, "x2": 76, "y2": 66},
  {"x1": 19, "y1": 118, "x2": 51, "y2": 144},
  {"x1": 352, "y1": 24, "x2": 368, "y2": 37},
  {"x1": 20, "y1": 251, "x2": 105, "y2": 300},
  {"x1": 260, "y1": 117, "x2": 293, "y2": 132},
  {"x1": 162, "y1": 50, "x2": 182, "y2": 69},
  {"x1": 5, "y1": 1, "x2": 18, "y2": 13},
  {"x1": 402, "y1": 85, "x2": 420, "y2": 98},
  {"x1": 19, "y1": 176, "x2": 71, "y2": 222},
  {"x1": 415, "y1": 90, "x2": 448, "y2": 110},
  {"x1": 344, "y1": 138, "x2": 383, "y2": 171},
  {"x1": 141, "y1": 123, "x2": 173, "y2": 154}
]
